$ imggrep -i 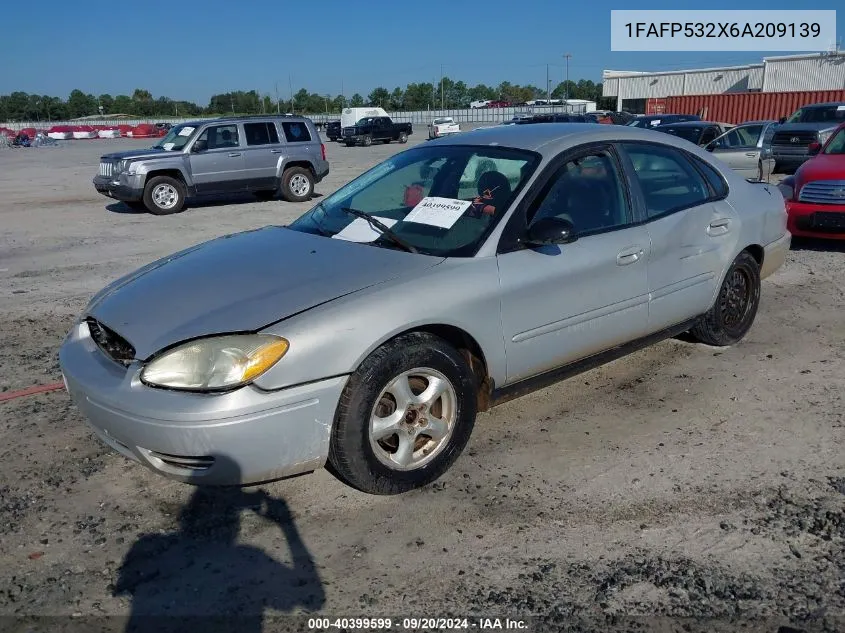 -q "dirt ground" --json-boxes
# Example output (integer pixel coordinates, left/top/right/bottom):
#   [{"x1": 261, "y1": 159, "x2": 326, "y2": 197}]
[{"x1": 0, "y1": 133, "x2": 843, "y2": 633}]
